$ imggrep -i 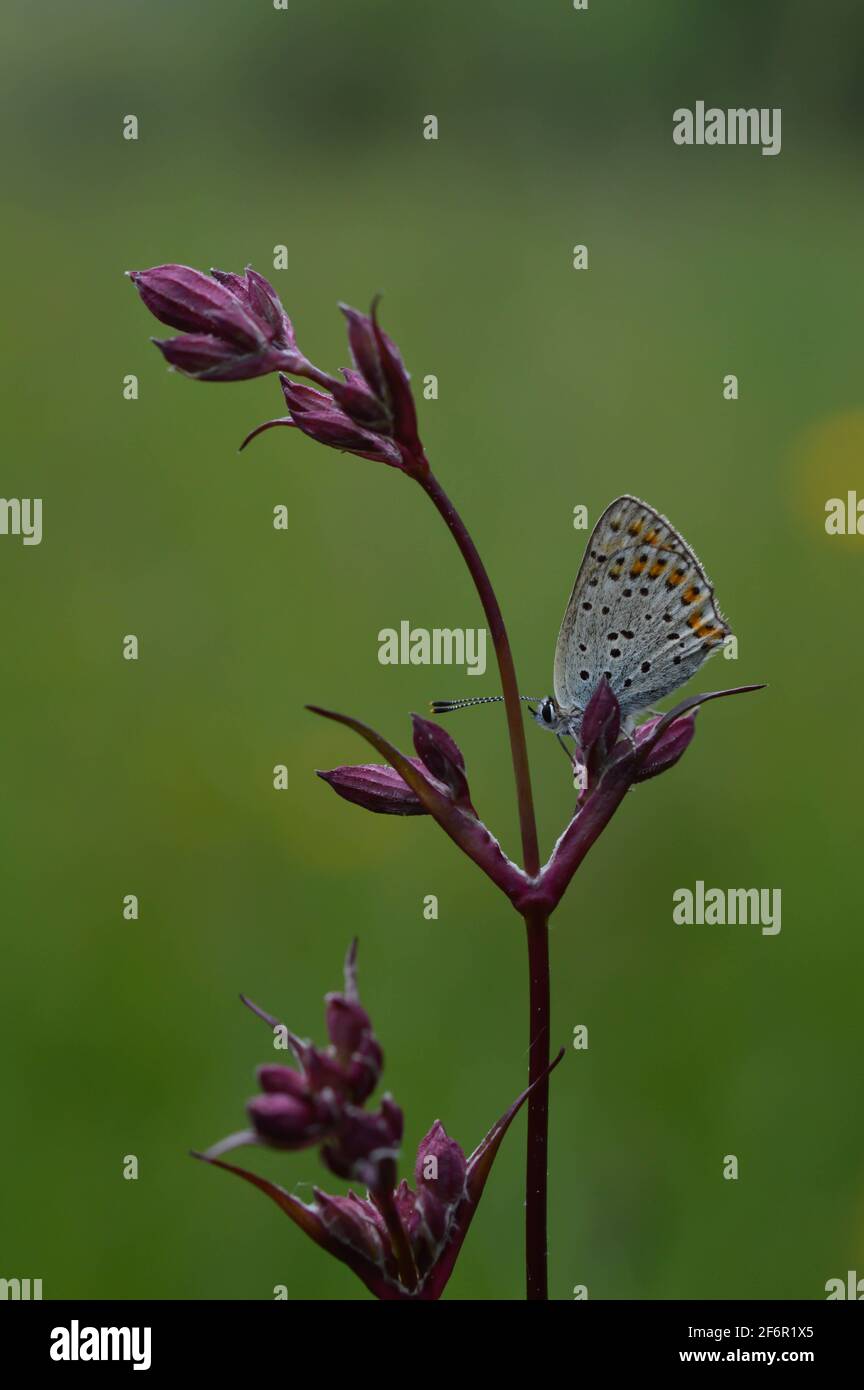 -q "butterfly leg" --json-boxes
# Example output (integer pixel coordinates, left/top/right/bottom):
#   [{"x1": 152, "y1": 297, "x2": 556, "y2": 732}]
[{"x1": 555, "y1": 732, "x2": 574, "y2": 763}]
